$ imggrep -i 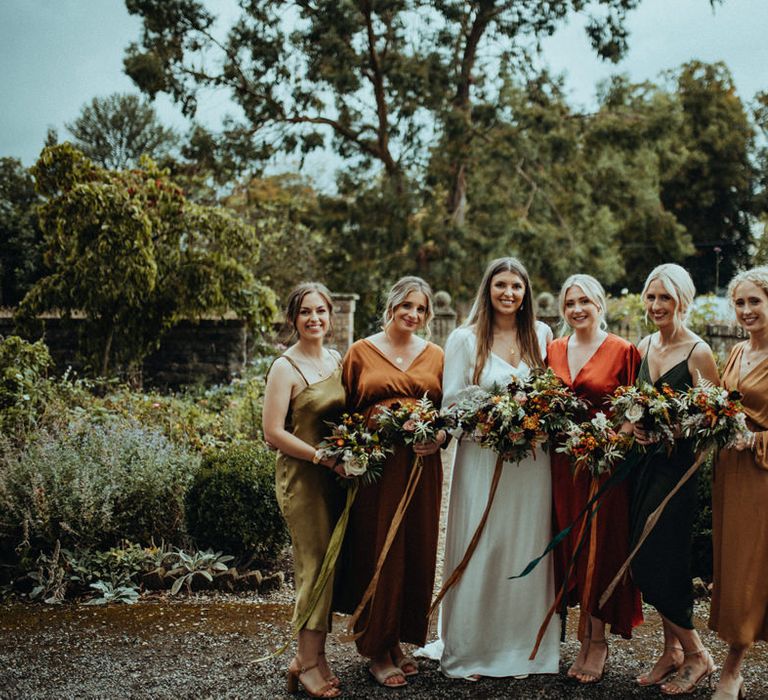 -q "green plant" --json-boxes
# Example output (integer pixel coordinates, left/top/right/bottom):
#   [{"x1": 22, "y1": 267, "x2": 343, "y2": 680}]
[
  {"x1": 84, "y1": 580, "x2": 140, "y2": 605},
  {"x1": 0, "y1": 417, "x2": 200, "y2": 554},
  {"x1": 185, "y1": 442, "x2": 288, "y2": 562},
  {"x1": 166, "y1": 548, "x2": 233, "y2": 595},
  {"x1": 27, "y1": 542, "x2": 67, "y2": 604},
  {"x1": 0, "y1": 336, "x2": 52, "y2": 438}
]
